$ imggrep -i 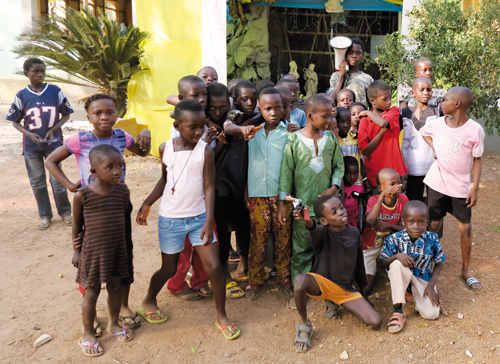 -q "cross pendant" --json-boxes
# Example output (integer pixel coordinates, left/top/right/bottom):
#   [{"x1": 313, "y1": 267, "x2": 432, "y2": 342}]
[{"x1": 171, "y1": 187, "x2": 175, "y2": 195}]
